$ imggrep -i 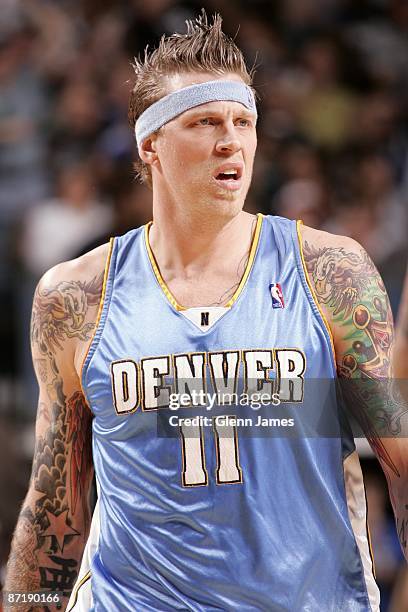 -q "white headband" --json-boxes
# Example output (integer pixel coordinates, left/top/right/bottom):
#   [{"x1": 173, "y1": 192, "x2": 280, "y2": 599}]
[{"x1": 135, "y1": 80, "x2": 257, "y2": 147}]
